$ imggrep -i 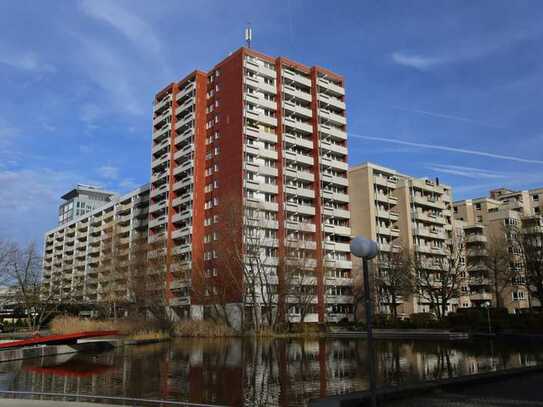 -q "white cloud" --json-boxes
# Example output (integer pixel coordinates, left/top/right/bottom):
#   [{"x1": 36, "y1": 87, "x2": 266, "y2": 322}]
[
  {"x1": 80, "y1": 0, "x2": 162, "y2": 56},
  {"x1": 118, "y1": 178, "x2": 138, "y2": 191},
  {"x1": 391, "y1": 25, "x2": 542, "y2": 71},
  {"x1": 97, "y1": 165, "x2": 119, "y2": 180},
  {"x1": 391, "y1": 52, "x2": 442, "y2": 70},
  {"x1": 0, "y1": 48, "x2": 55, "y2": 73},
  {"x1": 80, "y1": 103, "x2": 104, "y2": 127},
  {"x1": 0, "y1": 168, "x2": 92, "y2": 244},
  {"x1": 74, "y1": 36, "x2": 145, "y2": 115},
  {"x1": 349, "y1": 133, "x2": 543, "y2": 165},
  {"x1": 385, "y1": 105, "x2": 503, "y2": 129},
  {"x1": 425, "y1": 164, "x2": 511, "y2": 179}
]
